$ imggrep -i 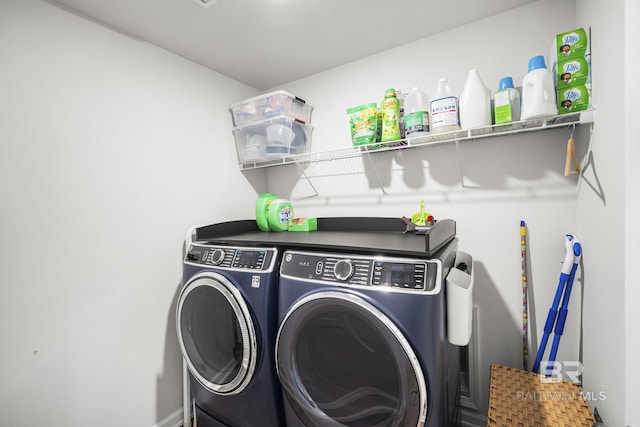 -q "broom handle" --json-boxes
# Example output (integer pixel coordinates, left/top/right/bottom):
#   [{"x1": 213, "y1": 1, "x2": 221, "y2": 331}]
[{"x1": 521, "y1": 221, "x2": 528, "y2": 371}]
